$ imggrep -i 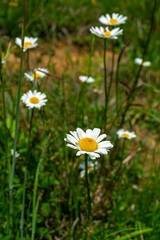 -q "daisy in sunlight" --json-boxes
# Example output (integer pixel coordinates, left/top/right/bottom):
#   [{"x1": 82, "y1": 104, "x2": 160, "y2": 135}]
[
  {"x1": 117, "y1": 129, "x2": 136, "y2": 139},
  {"x1": 24, "y1": 68, "x2": 49, "y2": 81},
  {"x1": 21, "y1": 90, "x2": 47, "y2": 109},
  {"x1": 99, "y1": 13, "x2": 127, "y2": 26},
  {"x1": 135, "y1": 58, "x2": 151, "y2": 67},
  {"x1": 79, "y1": 161, "x2": 98, "y2": 178},
  {"x1": 64, "y1": 128, "x2": 113, "y2": 159},
  {"x1": 15, "y1": 37, "x2": 38, "y2": 52},
  {"x1": 90, "y1": 26, "x2": 123, "y2": 39},
  {"x1": 79, "y1": 75, "x2": 95, "y2": 83}
]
